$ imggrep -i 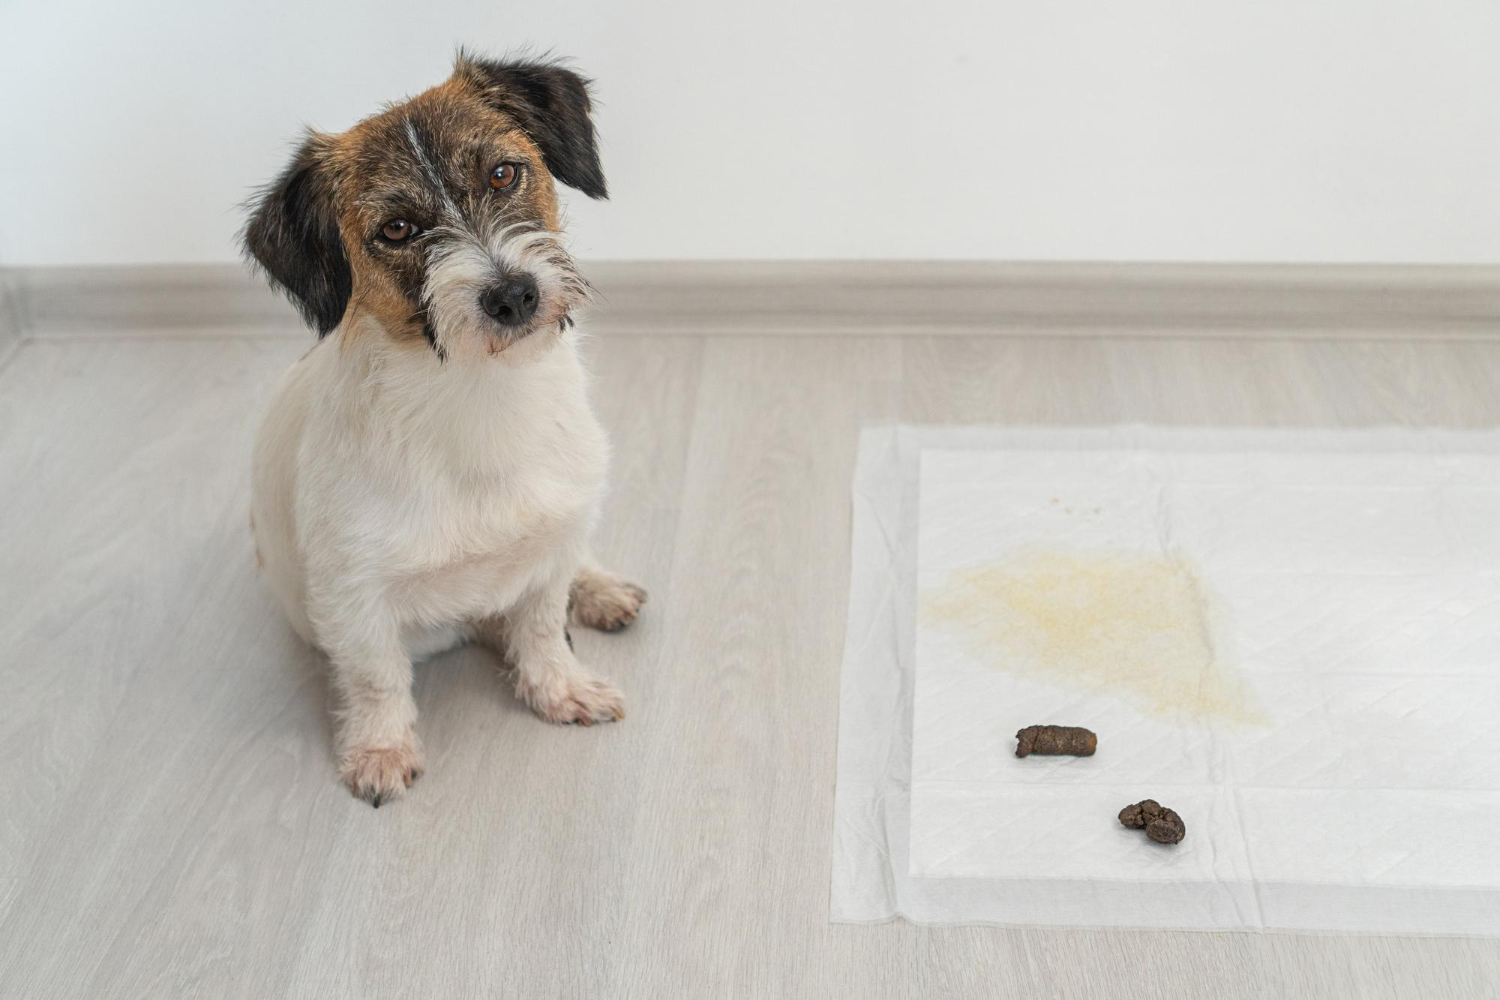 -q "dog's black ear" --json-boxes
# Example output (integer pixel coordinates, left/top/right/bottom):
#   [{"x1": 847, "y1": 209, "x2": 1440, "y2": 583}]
[
  {"x1": 456, "y1": 52, "x2": 608, "y2": 199},
  {"x1": 242, "y1": 134, "x2": 352, "y2": 337}
]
